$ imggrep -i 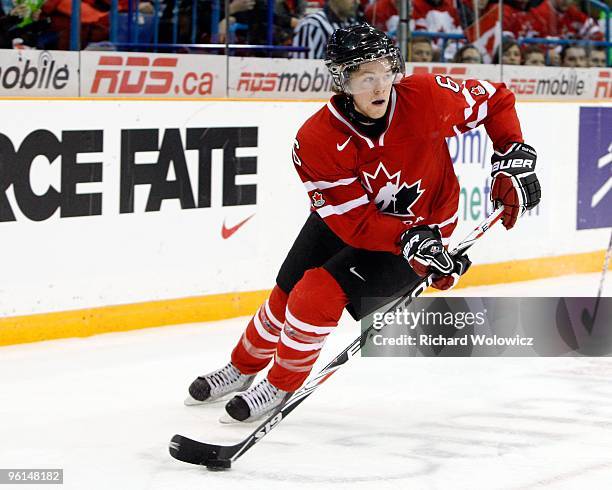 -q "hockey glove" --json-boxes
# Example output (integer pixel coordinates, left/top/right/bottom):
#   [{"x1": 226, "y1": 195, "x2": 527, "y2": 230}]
[
  {"x1": 431, "y1": 254, "x2": 472, "y2": 290},
  {"x1": 400, "y1": 226, "x2": 471, "y2": 290},
  {"x1": 490, "y1": 142, "x2": 541, "y2": 230}
]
